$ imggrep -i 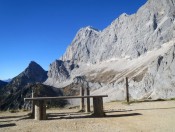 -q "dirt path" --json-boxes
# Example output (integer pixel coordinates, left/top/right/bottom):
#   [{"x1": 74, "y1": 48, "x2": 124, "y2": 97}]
[{"x1": 0, "y1": 101, "x2": 175, "y2": 132}]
